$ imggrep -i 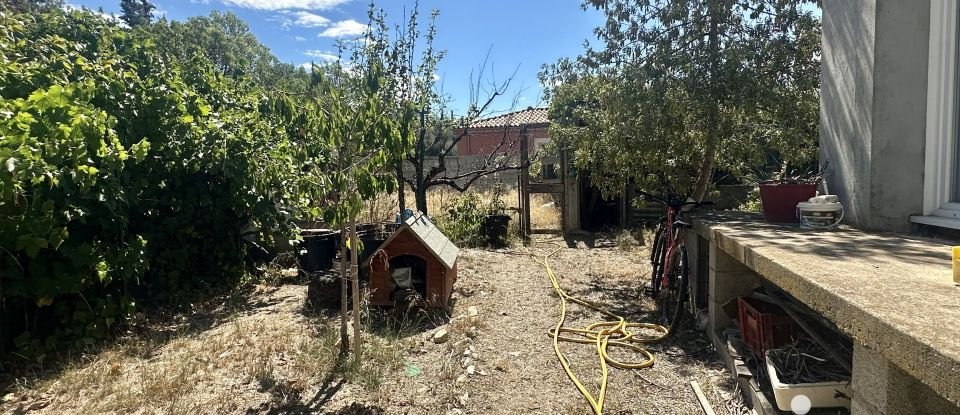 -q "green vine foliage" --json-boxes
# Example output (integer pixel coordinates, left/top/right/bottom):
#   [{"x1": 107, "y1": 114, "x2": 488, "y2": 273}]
[
  {"x1": 0, "y1": 8, "x2": 310, "y2": 357},
  {"x1": 437, "y1": 186, "x2": 509, "y2": 248},
  {"x1": 438, "y1": 194, "x2": 487, "y2": 248}
]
